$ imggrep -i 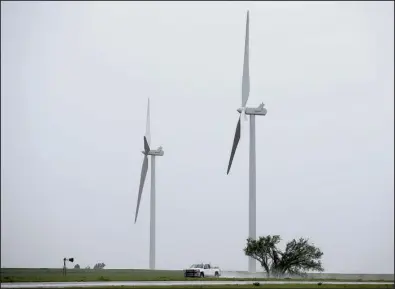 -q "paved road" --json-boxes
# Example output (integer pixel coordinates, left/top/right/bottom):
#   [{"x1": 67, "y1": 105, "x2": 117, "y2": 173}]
[{"x1": 1, "y1": 281, "x2": 394, "y2": 288}]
